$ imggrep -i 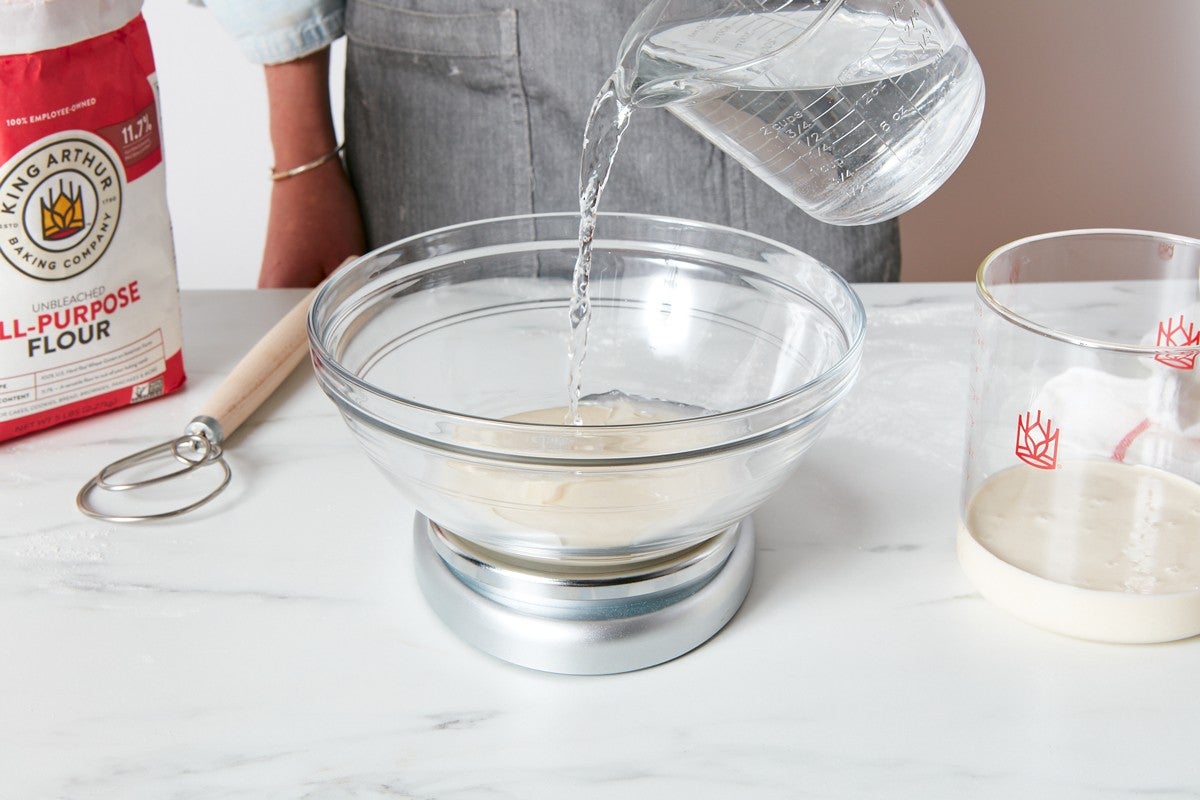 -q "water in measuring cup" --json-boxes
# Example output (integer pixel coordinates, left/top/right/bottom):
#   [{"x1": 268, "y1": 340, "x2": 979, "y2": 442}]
[{"x1": 628, "y1": 6, "x2": 984, "y2": 224}]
